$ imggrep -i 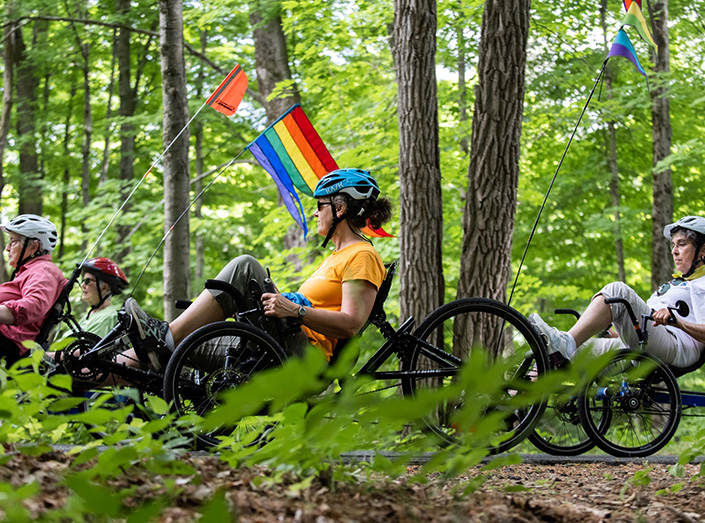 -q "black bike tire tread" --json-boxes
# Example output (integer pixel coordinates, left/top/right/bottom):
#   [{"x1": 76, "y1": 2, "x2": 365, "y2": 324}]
[{"x1": 401, "y1": 297, "x2": 549, "y2": 454}]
